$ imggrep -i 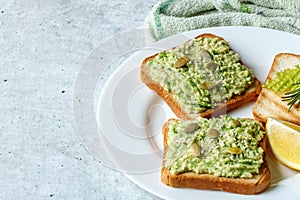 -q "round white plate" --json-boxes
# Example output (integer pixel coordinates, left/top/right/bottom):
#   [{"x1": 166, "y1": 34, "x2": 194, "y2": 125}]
[{"x1": 96, "y1": 26, "x2": 300, "y2": 199}]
